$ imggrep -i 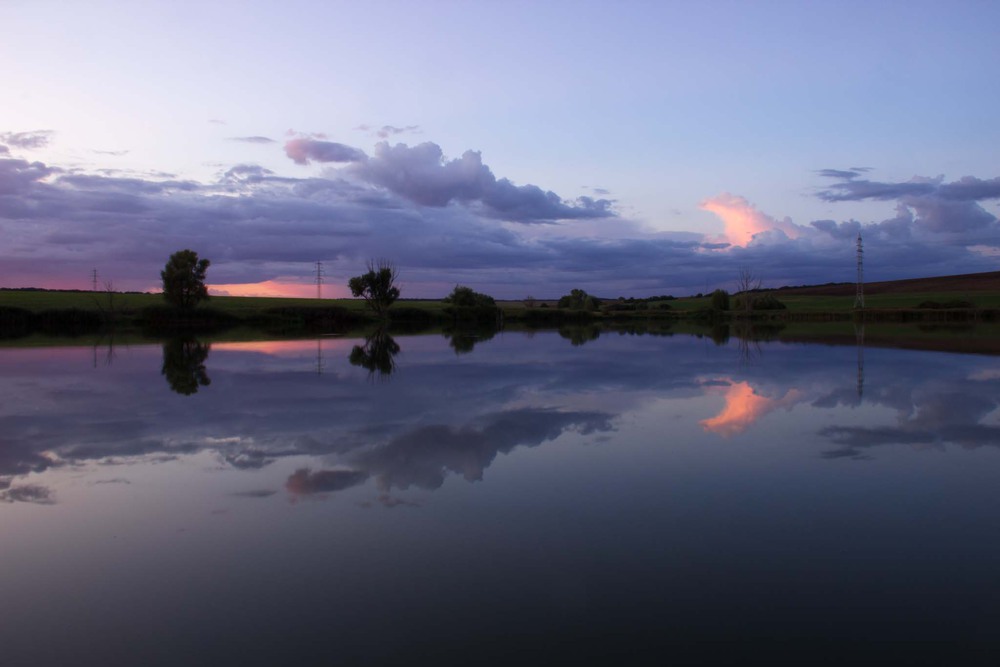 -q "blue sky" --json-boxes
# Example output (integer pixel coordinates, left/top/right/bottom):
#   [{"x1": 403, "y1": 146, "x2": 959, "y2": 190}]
[{"x1": 2, "y1": 0, "x2": 999, "y2": 298}]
